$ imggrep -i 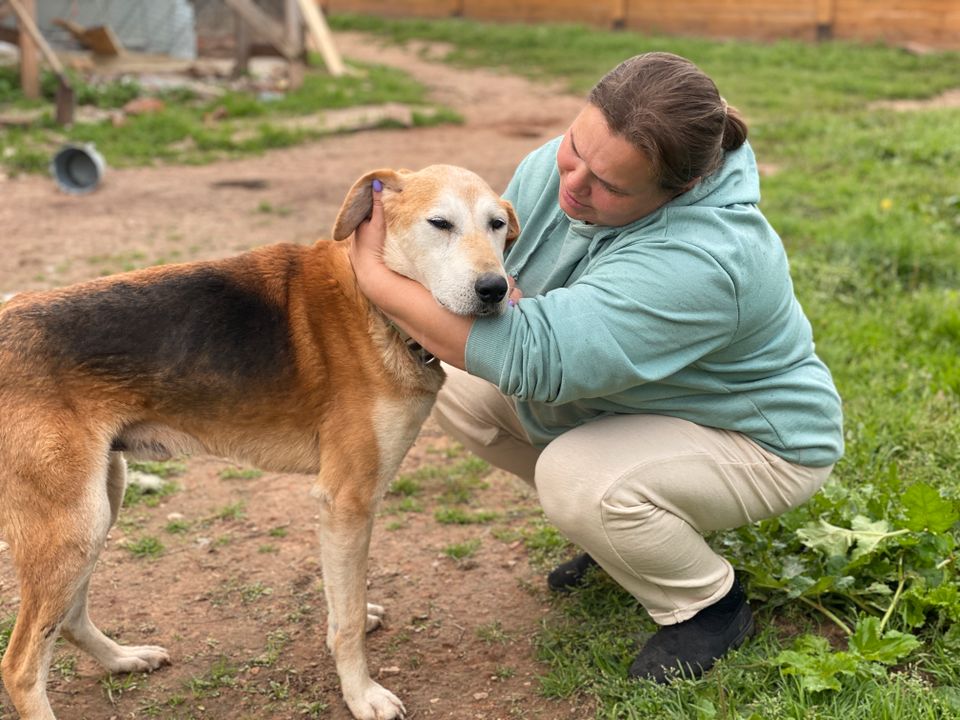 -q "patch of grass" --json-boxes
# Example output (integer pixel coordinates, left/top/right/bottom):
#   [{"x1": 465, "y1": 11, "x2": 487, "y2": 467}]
[
  {"x1": 128, "y1": 459, "x2": 187, "y2": 478},
  {"x1": 123, "y1": 480, "x2": 179, "y2": 508},
  {"x1": 0, "y1": 62, "x2": 458, "y2": 175},
  {"x1": 187, "y1": 656, "x2": 238, "y2": 698},
  {"x1": 251, "y1": 629, "x2": 290, "y2": 667},
  {"x1": 122, "y1": 536, "x2": 164, "y2": 559},
  {"x1": 100, "y1": 672, "x2": 142, "y2": 705},
  {"x1": 165, "y1": 518, "x2": 191, "y2": 534},
  {"x1": 216, "y1": 501, "x2": 246, "y2": 521},
  {"x1": 442, "y1": 538, "x2": 481, "y2": 560},
  {"x1": 389, "y1": 473, "x2": 423, "y2": 497},
  {"x1": 240, "y1": 581, "x2": 274, "y2": 604},
  {"x1": 268, "y1": 526, "x2": 289, "y2": 538},
  {"x1": 218, "y1": 466, "x2": 264, "y2": 480},
  {"x1": 0, "y1": 614, "x2": 14, "y2": 656},
  {"x1": 476, "y1": 620, "x2": 511, "y2": 645},
  {"x1": 434, "y1": 507, "x2": 499, "y2": 525}
]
